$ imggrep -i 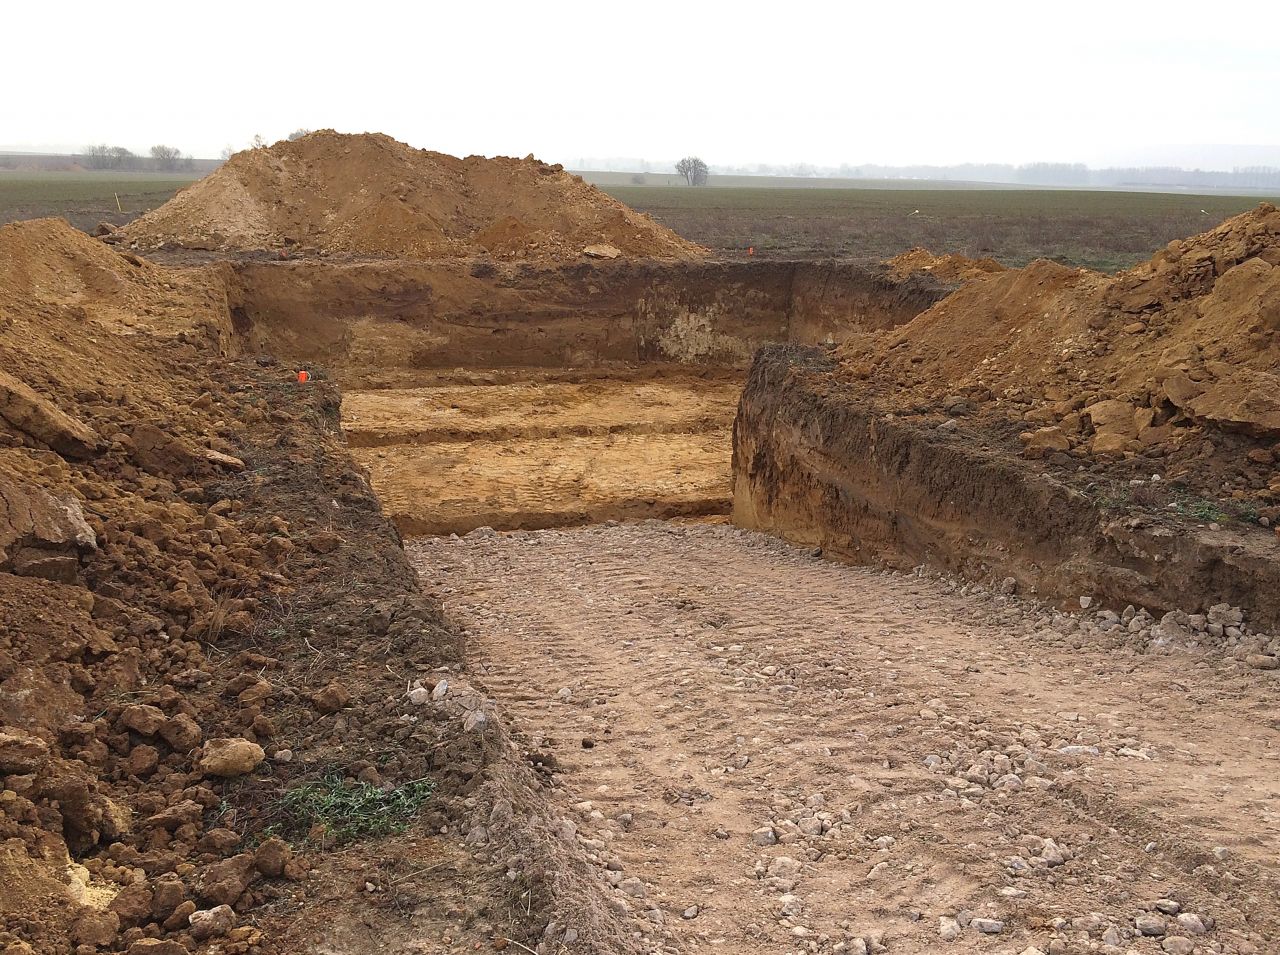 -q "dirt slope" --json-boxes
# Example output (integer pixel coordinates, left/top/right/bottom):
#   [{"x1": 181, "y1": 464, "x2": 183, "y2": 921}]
[
  {"x1": 841, "y1": 203, "x2": 1280, "y2": 514},
  {"x1": 0, "y1": 219, "x2": 548, "y2": 955},
  {"x1": 0, "y1": 218, "x2": 231, "y2": 342},
  {"x1": 122, "y1": 131, "x2": 707, "y2": 261}
]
